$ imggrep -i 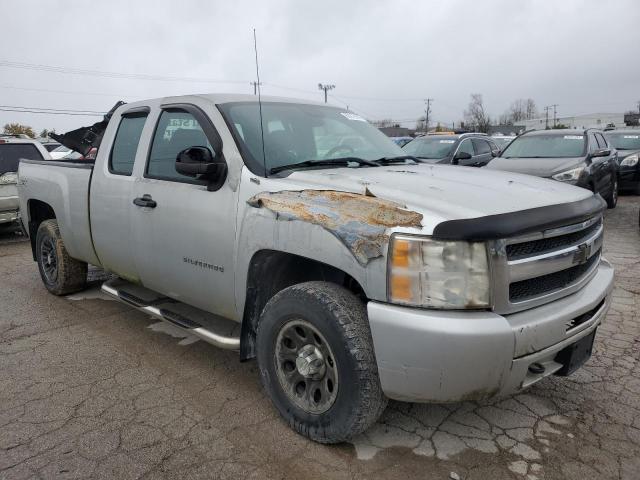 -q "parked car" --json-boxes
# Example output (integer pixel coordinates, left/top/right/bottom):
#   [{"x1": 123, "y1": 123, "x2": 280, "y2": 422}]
[
  {"x1": 19, "y1": 94, "x2": 613, "y2": 444},
  {"x1": 402, "y1": 132, "x2": 500, "y2": 166},
  {"x1": 49, "y1": 145, "x2": 74, "y2": 159},
  {"x1": 390, "y1": 136, "x2": 413, "y2": 147},
  {"x1": 604, "y1": 129, "x2": 640, "y2": 194},
  {"x1": 491, "y1": 135, "x2": 516, "y2": 151},
  {"x1": 41, "y1": 142, "x2": 61, "y2": 152},
  {"x1": 0, "y1": 136, "x2": 51, "y2": 229},
  {"x1": 486, "y1": 129, "x2": 619, "y2": 208}
]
